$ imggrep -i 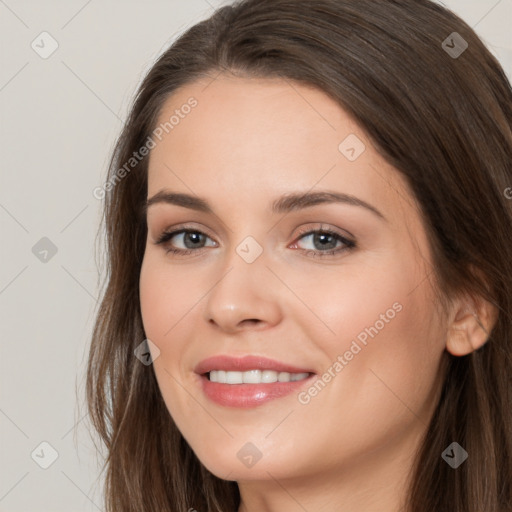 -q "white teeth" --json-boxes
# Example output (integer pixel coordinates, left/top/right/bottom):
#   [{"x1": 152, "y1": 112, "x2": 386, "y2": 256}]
[
  {"x1": 290, "y1": 372, "x2": 309, "y2": 381},
  {"x1": 208, "y1": 370, "x2": 310, "y2": 384},
  {"x1": 226, "y1": 371, "x2": 243, "y2": 384},
  {"x1": 262, "y1": 370, "x2": 278, "y2": 383},
  {"x1": 243, "y1": 370, "x2": 262, "y2": 383}
]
